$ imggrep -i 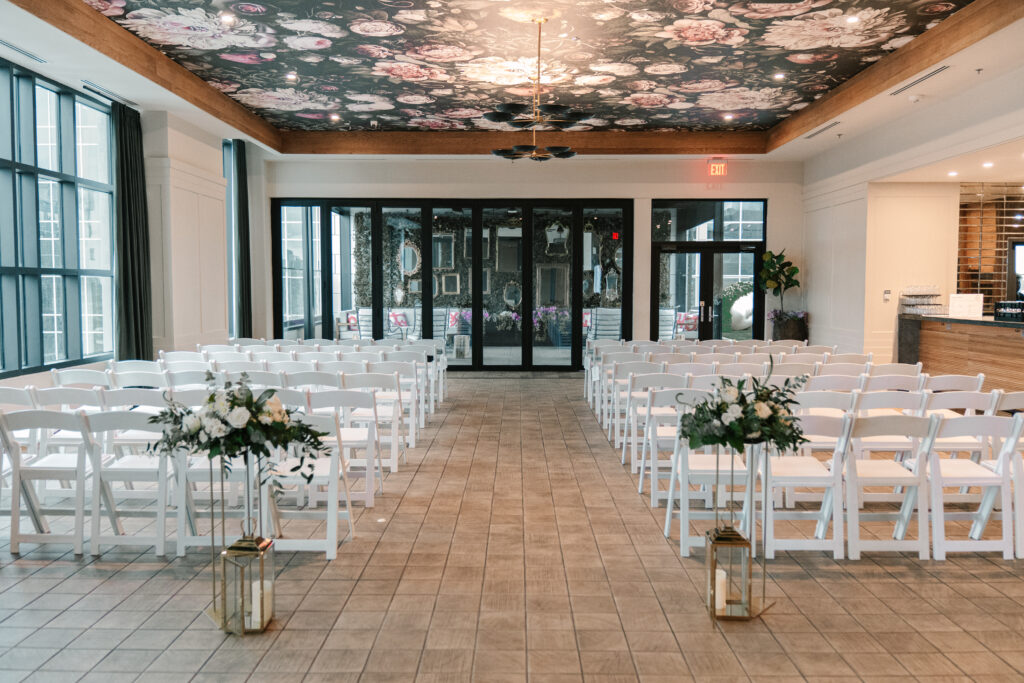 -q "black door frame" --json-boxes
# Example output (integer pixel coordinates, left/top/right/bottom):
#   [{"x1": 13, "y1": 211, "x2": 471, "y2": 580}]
[
  {"x1": 271, "y1": 197, "x2": 633, "y2": 372},
  {"x1": 649, "y1": 199, "x2": 767, "y2": 342}
]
